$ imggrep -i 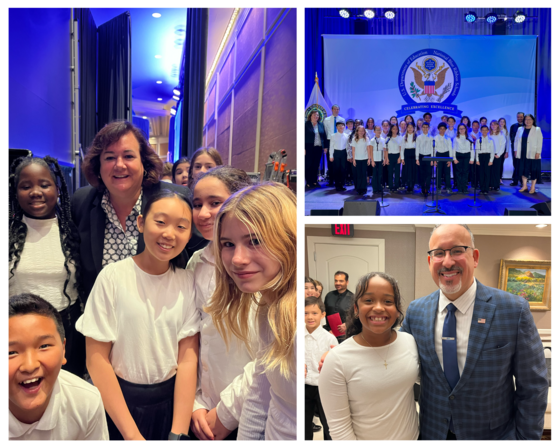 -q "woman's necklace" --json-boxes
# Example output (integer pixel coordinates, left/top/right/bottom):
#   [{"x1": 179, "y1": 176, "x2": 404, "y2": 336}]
[{"x1": 360, "y1": 333, "x2": 392, "y2": 370}]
